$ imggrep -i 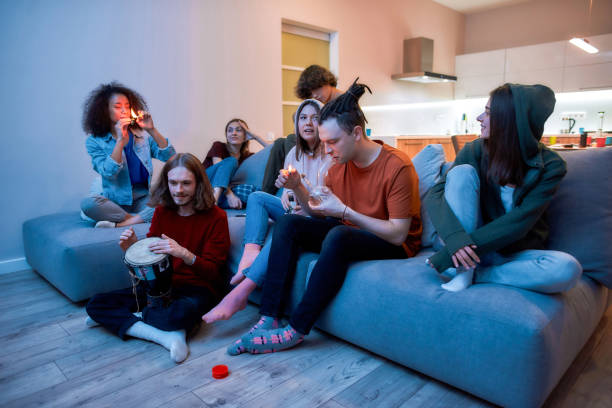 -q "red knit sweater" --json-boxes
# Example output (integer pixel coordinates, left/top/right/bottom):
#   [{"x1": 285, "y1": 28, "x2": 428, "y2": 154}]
[{"x1": 146, "y1": 205, "x2": 230, "y2": 297}]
